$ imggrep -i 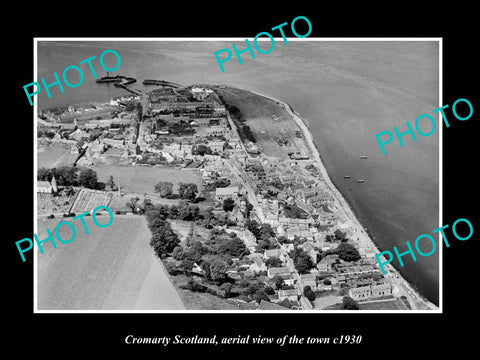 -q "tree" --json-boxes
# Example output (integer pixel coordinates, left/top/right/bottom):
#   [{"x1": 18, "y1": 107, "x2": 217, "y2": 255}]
[
  {"x1": 126, "y1": 197, "x2": 141, "y2": 213},
  {"x1": 264, "y1": 286, "x2": 275, "y2": 296},
  {"x1": 253, "y1": 289, "x2": 270, "y2": 304},
  {"x1": 177, "y1": 203, "x2": 200, "y2": 221},
  {"x1": 215, "y1": 178, "x2": 231, "y2": 188},
  {"x1": 55, "y1": 166, "x2": 78, "y2": 186},
  {"x1": 272, "y1": 275, "x2": 285, "y2": 290},
  {"x1": 323, "y1": 278, "x2": 332, "y2": 285},
  {"x1": 195, "y1": 144, "x2": 212, "y2": 156},
  {"x1": 145, "y1": 205, "x2": 169, "y2": 222},
  {"x1": 183, "y1": 277, "x2": 206, "y2": 292},
  {"x1": 208, "y1": 257, "x2": 228, "y2": 284},
  {"x1": 265, "y1": 257, "x2": 283, "y2": 268},
  {"x1": 258, "y1": 223, "x2": 275, "y2": 242},
  {"x1": 154, "y1": 181, "x2": 173, "y2": 198},
  {"x1": 141, "y1": 198, "x2": 154, "y2": 214},
  {"x1": 325, "y1": 234, "x2": 335, "y2": 242},
  {"x1": 303, "y1": 286, "x2": 316, "y2": 302},
  {"x1": 256, "y1": 240, "x2": 269, "y2": 253},
  {"x1": 336, "y1": 243, "x2": 361, "y2": 262},
  {"x1": 245, "y1": 219, "x2": 260, "y2": 238},
  {"x1": 178, "y1": 183, "x2": 198, "y2": 202},
  {"x1": 184, "y1": 242, "x2": 204, "y2": 264},
  {"x1": 37, "y1": 167, "x2": 51, "y2": 181},
  {"x1": 289, "y1": 248, "x2": 315, "y2": 274},
  {"x1": 215, "y1": 237, "x2": 248, "y2": 257},
  {"x1": 77, "y1": 168, "x2": 99, "y2": 189},
  {"x1": 149, "y1": 222, "x2": 180, "y2": 258},
  {"x1": 342, "y1": 296, "x2": 360, "y2": 310},
  {"x1": 200, "y1": 260, "x2": 211, "y2": 278},
  {"x1": 172, "y1": 246, "x2": 185, "y2": 261},
  {"x1": 220, "y1": 282, "x2": 233, "y2": 298},
  {"x1": 246, "y1": 282, "x2": 264, "y2": 296},
  {"x1": 107, "y1": 175, "x2": 116, "y2": 190},
  {"x1": 222, "y1": 198, "x2": 236, "y2": 212},
  {"x1": 334, "y1": 229, "x2": 347, "y2": 242}
]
